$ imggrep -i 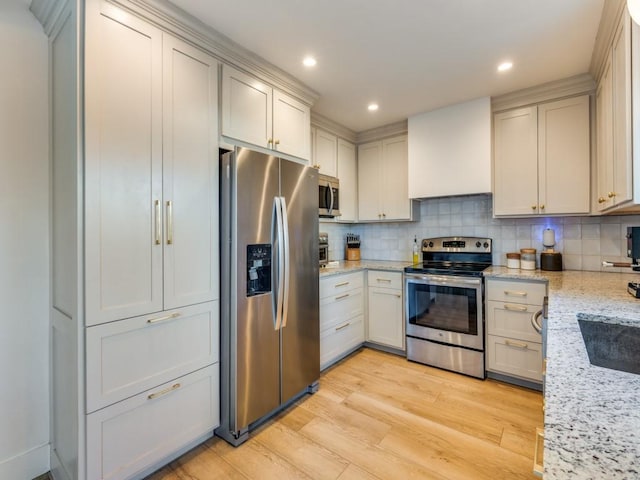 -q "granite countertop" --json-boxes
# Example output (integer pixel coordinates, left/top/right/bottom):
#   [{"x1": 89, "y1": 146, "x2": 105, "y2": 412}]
[
  {"x1": 485, "y1": 266, "x2": 640, "y2": 479},
  {"x1": 319, "y1": 259, "x2": 412, "y2": 277}
]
